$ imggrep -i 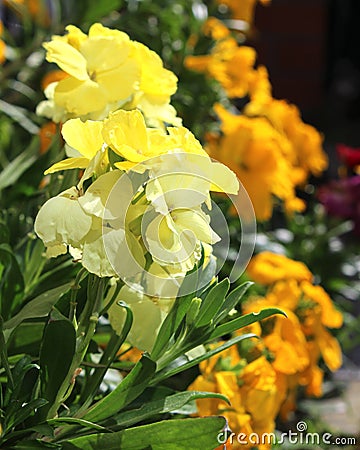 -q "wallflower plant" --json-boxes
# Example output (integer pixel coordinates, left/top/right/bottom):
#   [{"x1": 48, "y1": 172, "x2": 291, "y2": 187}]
[{"x1": 0, "y1": 20, "x2": 282, "y2": 450}]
